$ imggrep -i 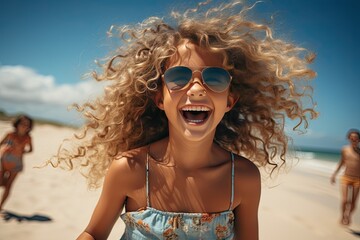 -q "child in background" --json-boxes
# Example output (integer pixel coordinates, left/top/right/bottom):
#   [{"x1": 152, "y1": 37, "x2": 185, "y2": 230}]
[
  {"x1": 0, "y1": 115, "x2": 33, "y2": 211},
  {"x1": 51, "y1": 1, "x2": 317, "y2": 239},
  {"x1": 331, "y1": 129, "x2": 360, "y2": 226}
]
